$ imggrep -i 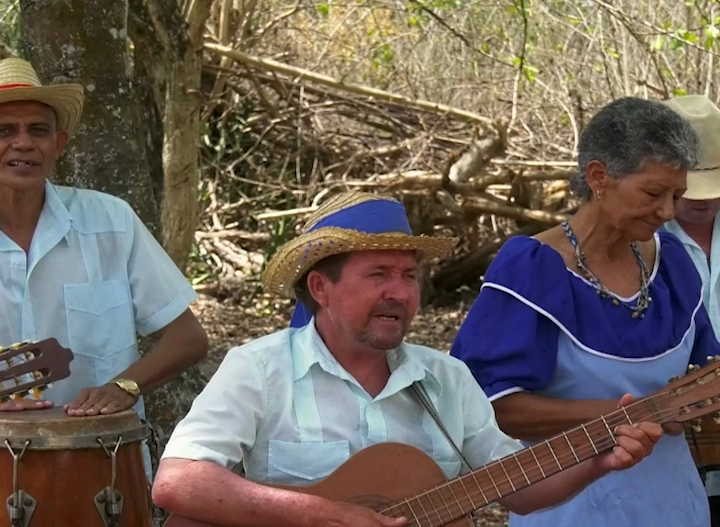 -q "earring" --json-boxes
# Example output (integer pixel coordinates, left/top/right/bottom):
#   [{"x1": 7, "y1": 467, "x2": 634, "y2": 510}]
[{"x1": 595, "y1": 190, "x2": 602, "y2": 200}]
